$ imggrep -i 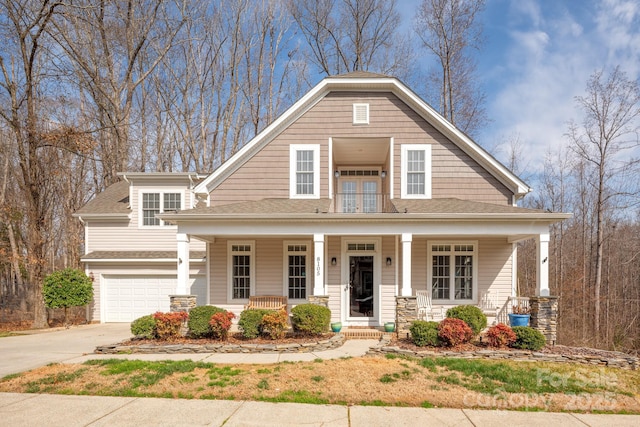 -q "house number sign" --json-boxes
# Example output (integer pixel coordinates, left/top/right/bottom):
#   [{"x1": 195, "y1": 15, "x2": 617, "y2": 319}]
[{"x1": 316, "y1": 257, "x2": 321, "y2": 276}]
